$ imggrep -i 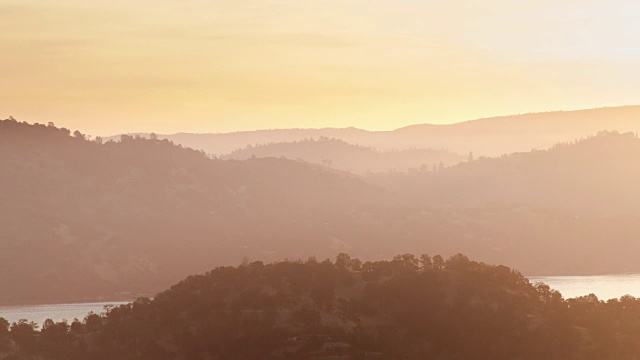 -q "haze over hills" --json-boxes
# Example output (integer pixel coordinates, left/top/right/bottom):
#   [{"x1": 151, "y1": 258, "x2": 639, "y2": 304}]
[
  {"x1": 0, "y1": 119, "x2": 400, "y2": 304},
  {"x1": 373, "y1": 131, "x2": 640, "y2": 216},
  {"x1": 391, "y1": 106, "x2": 640, "y2": 155},
  {"x1": 224, "y1": 137, "x2": 466, "y2": 175},
  {"x1": 367, "y1": 131, "x2": 640, "y2": 276},
  {"x1": 110, "y1": 106, "x2": 640, "y2": 157},
  {"x1": 6, "y1": 0, "x2": 640, "y2": 357},
  {"x1": 5, "y1": 118, "x2": 640, "y2": 304}
]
